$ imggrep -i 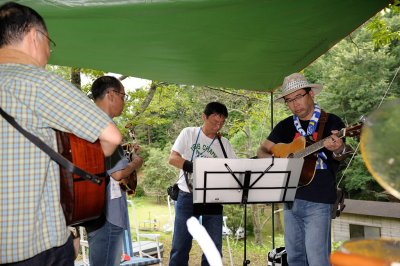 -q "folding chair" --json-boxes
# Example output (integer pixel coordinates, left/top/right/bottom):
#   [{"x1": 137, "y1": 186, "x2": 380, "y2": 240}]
[{"x1": 122, "y1": 200, "x2": 163, "y2": 266}]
